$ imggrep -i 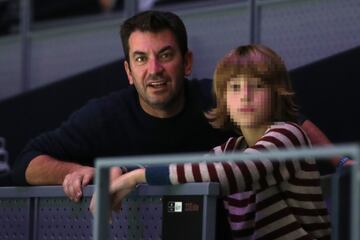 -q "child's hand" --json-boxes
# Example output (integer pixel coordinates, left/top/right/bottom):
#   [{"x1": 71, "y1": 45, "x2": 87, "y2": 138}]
[
  {"x1": 109, "y1": 168, "x2": 146, "y2": 211},
  {"x1": 89, "y1": 168, "x2": 146, "y2": 215}
]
